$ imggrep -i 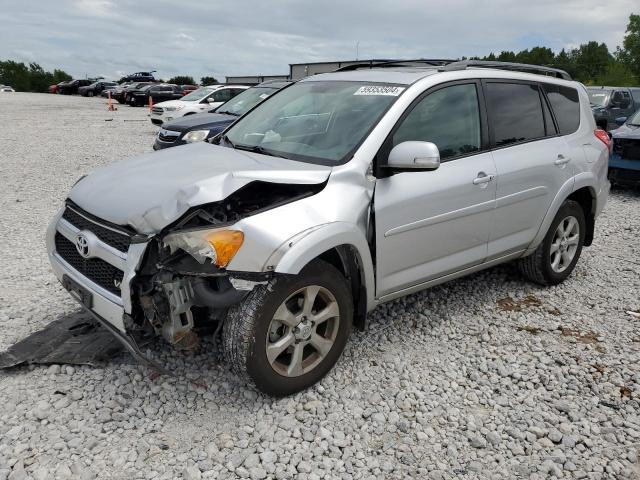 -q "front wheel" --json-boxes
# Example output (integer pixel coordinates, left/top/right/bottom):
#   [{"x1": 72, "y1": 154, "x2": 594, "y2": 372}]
[
  {"x1": 222, "y1": 260, "x2": 353, "y2": 396},
  {"x1": 518, "y1": 200, "x2": 586, "y2": 286}
]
